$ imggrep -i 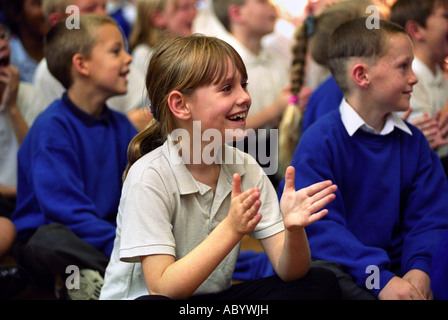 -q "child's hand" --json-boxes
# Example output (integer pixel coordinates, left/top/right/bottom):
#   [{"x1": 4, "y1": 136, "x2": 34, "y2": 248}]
[
  {"x1": 280, "y1": 166, "x2": 337, "y2": 230},
  {"x1": 378, "y1": 276, "x2": 427, "y2": 300},
  {"x1": 0, "y1": 64, "x2": 19, "y2": 112},
  {"x1": 403, "y1": 269, "x2": 433, "y2": 300},
  {"x1": 226, "y1": 173, "x2": 262, "y2": 237},
  {"x1": 410, "y1": 113, "x2": 448, "y2": 150}
]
